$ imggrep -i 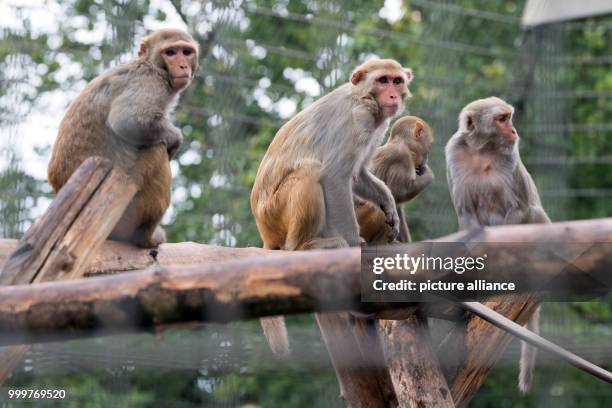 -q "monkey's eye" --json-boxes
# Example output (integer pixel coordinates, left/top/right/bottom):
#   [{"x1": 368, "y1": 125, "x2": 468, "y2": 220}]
[
  {"x1": 164, "y1": 49, "x2": 177, "y2": 56},
  {"x1": 498, "y1": 115, "x2": 509, "y2": 123},
  {"x1": 378, "y1": 76, "x2": 389, "y2": 84},
  {"x1": 393, "y1": 77, "x2": 403, "y2": 84},
  {"x1": 183, "y1": 49, "x2": 193, "y2": 56}
]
